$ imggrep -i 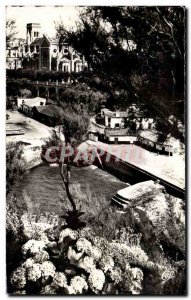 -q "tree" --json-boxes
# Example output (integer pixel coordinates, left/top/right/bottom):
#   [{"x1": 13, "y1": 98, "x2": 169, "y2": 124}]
[
  {"x1": 6, "y1": 19, "x2": 18, "y2": 48},
  {"x1": 56, "y1": 7, "x2": 185, "y2": 142},
  {"x1": 58, "y1": 83, "x2": 107, "y2": 114},
  {"x1": 42, "y1": 107, "x2": 93, "y2": 228}
]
